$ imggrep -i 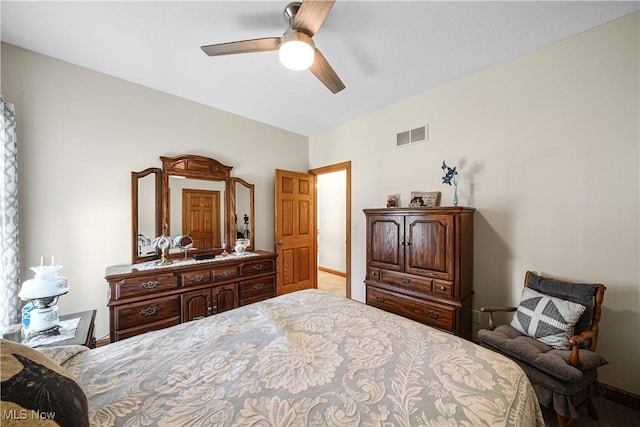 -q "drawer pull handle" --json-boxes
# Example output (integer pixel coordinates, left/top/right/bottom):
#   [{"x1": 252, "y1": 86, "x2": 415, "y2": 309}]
[
  {"x1": 218, "y1": 271, "x2": 233, "y2": 279},
  {"x1": 375, "y1": 295, "x2": 386, "y2": 303},
  {"x1": 139, "y1": 307, "x2": 159, "y2": 316},
  {"x1": 191, "y1": 275, "x2": 204, "y2": 283},
  {"x1": 424, "y1": 310, "x2": 440, "y2": 319},
  {"x1": 140, "y1": 280, "x2": 160, "y2": 289},
  {"x1": 439, "y1": 286, "x2": 446, "y2": 291},
  {"x1": 253, "y1": 283, "x2": 265, "y2": 290},
  {"x1": 400, "y1": 278, "x2": 411, "y2": 285},
  {"x1": 252, "y1": 264, "x2": 264, "y2": 271},
  {"x1": 370, "y1": 271, "x2": 377, "y2": 276}
]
